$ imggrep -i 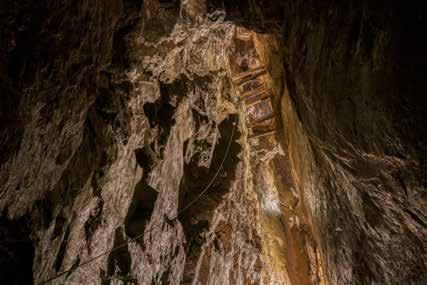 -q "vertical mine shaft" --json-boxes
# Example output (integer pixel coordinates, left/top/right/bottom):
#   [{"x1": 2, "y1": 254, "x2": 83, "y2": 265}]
[
  {"x1": 229, "y1": 25, "x2": 326, "y2": 284},
  {"x1": 1, "y1": 1, "x2": 425, "y2": 285}
]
